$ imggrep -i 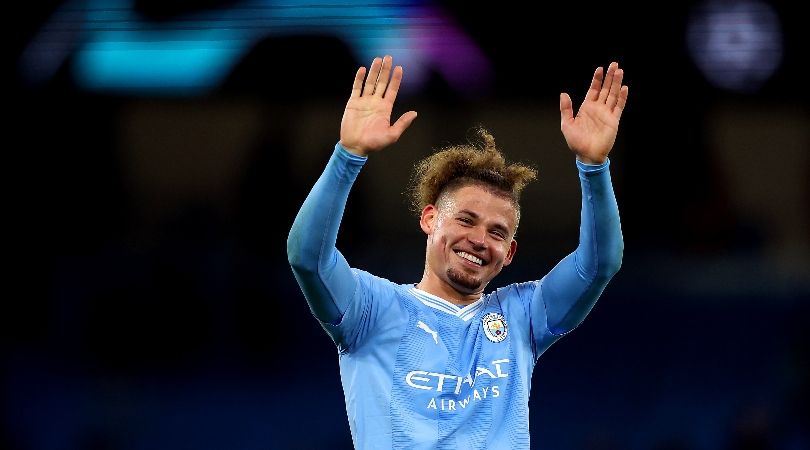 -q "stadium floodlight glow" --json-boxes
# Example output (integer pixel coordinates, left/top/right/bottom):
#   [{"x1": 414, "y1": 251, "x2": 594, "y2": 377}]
[{"x1": 686, "y1": 0, "x2": 783, "y2": 93}]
